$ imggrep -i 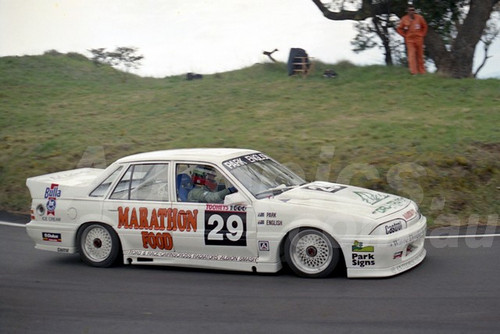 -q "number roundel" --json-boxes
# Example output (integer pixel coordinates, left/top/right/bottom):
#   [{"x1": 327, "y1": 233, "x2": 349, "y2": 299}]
[{"x1": 205, "y1": 211, "x2": 246, "y2": 246}]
